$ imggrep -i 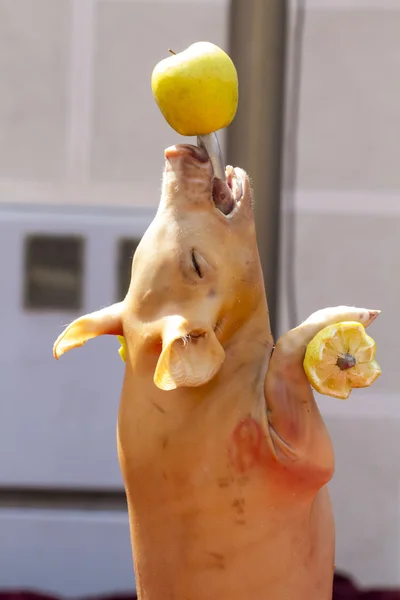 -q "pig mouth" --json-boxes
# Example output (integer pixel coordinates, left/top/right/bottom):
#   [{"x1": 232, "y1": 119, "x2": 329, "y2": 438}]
[
  {"x1": 212, "y1": 167, "x2": 243, "y2": 216},
  {"x1": 196, "y1": 134, "x2": 243, "y2": 217}
]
